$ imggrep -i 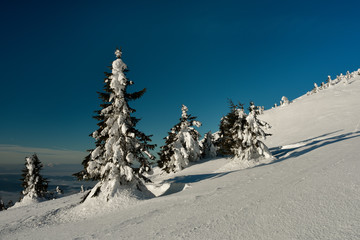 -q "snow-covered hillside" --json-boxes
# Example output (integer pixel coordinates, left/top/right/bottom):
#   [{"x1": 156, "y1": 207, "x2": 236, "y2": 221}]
[{"x1": 1, "y1": 74, "x2": 360, "y2": 240}]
